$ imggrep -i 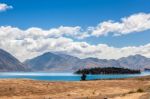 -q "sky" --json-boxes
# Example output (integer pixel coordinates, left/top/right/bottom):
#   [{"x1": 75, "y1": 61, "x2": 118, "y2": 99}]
[{"x1": 0, "y1": 0, "x2": 150, "y2": 61}]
